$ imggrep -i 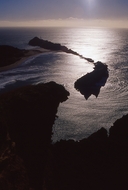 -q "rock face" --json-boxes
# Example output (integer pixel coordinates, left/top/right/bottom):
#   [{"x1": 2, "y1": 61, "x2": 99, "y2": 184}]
[
  {"x1": 28, "y1": 37, "x2": 94, "y2": 62},
  {"x1": 0, "y1": 82, "x2": 69, "y2": 190},
  {"x1": 0, "y1": 45, "x2": 28, "y2": 67},
  {"x1": 74, "y1": 61, "x2": 109, "y2": 99},
  {"x1": 29, "y1": 37, "x2": 62, "y2": 51},
  {"x1": 0, "y1": 80, "x2": 128, "y2": 190},
  {"x1": 44, "y1": 114, "x2": 128, "y2": 190},
  {"x1": 109, "y1": 114, "x2": 128, "y2": 143}
]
